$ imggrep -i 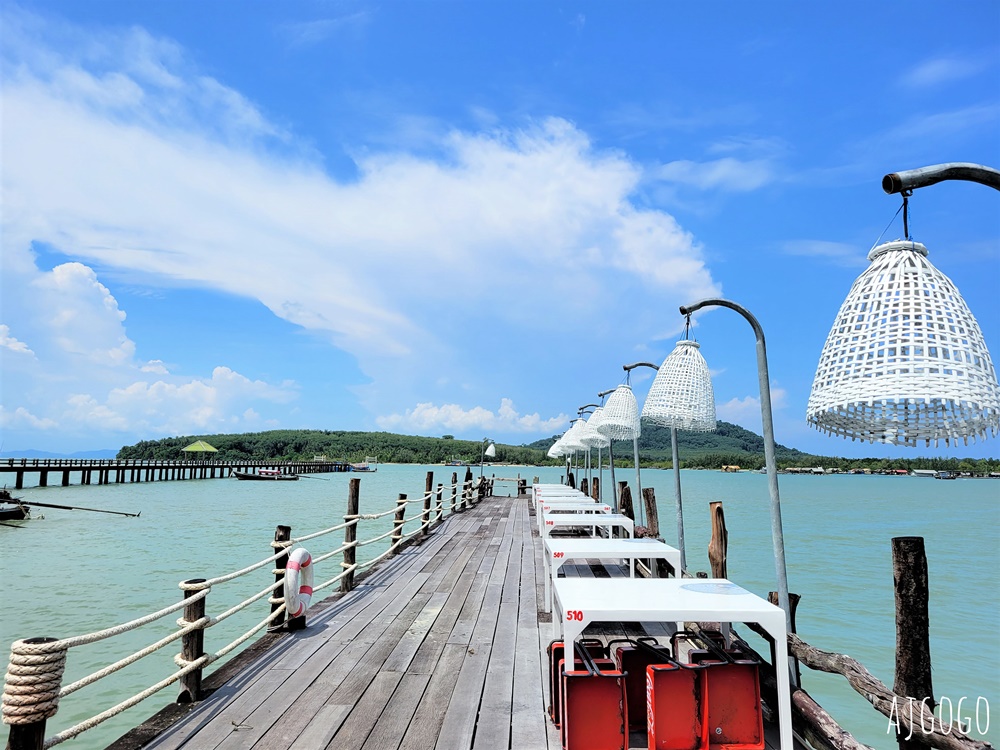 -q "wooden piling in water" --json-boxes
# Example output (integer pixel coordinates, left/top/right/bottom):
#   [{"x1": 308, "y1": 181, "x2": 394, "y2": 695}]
[
  {"x1": 708, "y1": 500, "x2": 728, "y2": 578},
  {"x1": 892, "y1": 536, "x2": 934, "y2": 750}
]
